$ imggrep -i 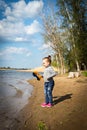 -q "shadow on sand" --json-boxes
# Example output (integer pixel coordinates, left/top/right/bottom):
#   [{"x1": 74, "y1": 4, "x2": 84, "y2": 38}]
[
  {"x1": 76, "y1": 79, "x2": 87, "y2": 84},
  {"x1": 53, "y1": 93, "x2": 73, "y2": 105}
]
